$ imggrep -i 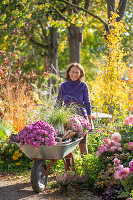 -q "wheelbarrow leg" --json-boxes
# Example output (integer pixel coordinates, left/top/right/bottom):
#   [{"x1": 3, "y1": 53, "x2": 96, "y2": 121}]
[
  {"x1": 63, "y1": 158, "x2": 68, "y2": 172},
  {"x1": 63, "y1": 153, "x2": 76, "y2": 173},
  {"x1": 43, "y1": 160, "x2": 57, "y2": 176},
  {"x1": 70, "y1": 153, "x2": 76, "y2": 172}
]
